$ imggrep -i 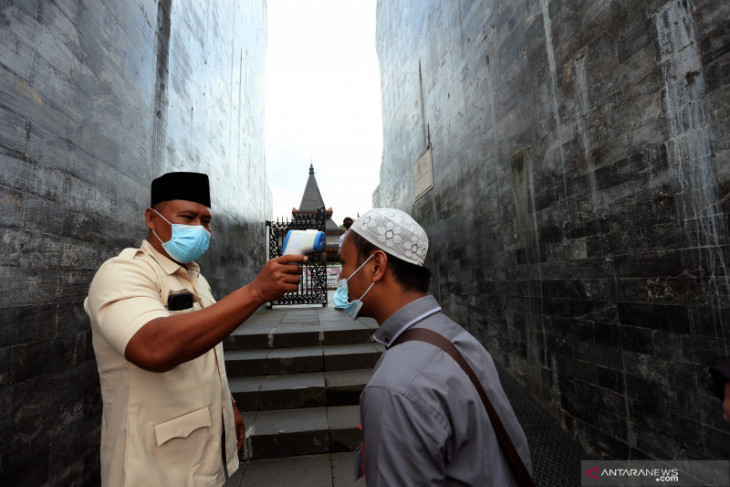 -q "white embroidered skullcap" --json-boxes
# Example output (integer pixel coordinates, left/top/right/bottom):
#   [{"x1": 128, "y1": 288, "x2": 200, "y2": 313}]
[{"x1": 350, "y1": 208, "x2": 428, "y2": 266}]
